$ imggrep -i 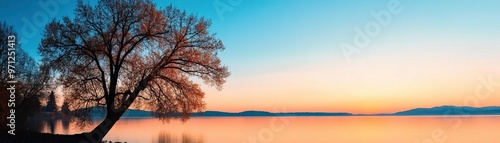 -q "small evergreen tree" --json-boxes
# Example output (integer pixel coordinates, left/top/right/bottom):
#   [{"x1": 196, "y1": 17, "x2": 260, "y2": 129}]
[
  {"x1": 61, "y1": 100, "x2": 70, "y2": 115},
  {"x1": 45, "y1": 91, "x2": 57, "y2": 112}
]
